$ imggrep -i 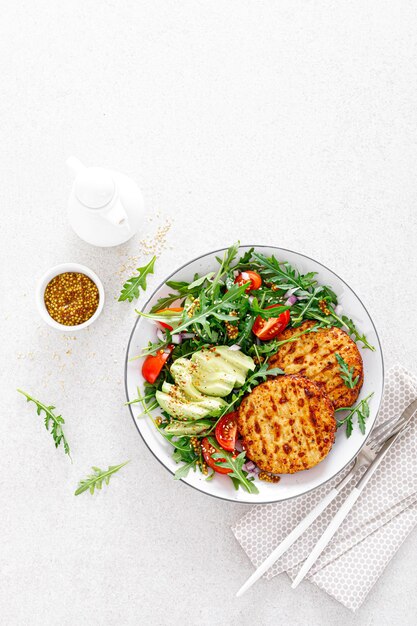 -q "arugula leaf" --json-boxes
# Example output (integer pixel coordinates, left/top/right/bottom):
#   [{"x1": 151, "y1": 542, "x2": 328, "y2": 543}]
[
  {"x1": 74, "y1": 461, "x2": 129, "y2": 495},
  {"x1": 329, "y1": 307, "x2": 375, "y2": 351},
  {"x1": 209, "y1": 241, "x2": 240, "y2": 296},
  {"x1": 137, "y1": 282, "x2": 248, "y2": 334},
  {"x1": 251, "y1": 252, "x2": 317, "y2": 295},
  {"x1": 336, "y1": 393, "x2": 374, "y2": 437},
  {"x1": 17, "y1": 389, "x2": 71, "y2": 459},
  {"x1": 187, "y1": 272, "x2": 215, "y2": 290},
  {"x1": 174, "y1": 459, "x2": 198, "y2": 480},
  {"x1": 119, "y1": 256, "x2": 156, "y2": 302},
  {"x1": 335, "y1": 353, "x2": 360, "y2": 388},
  {"x1": 250, "y1": 298, "x2": 290, "y2": 319},
  {"x1": 233, "y1": 247, "x2": 255, "y2": 268},
  {"x1": 211, "y1": 447, "x2": 259, "y2": 494}
]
